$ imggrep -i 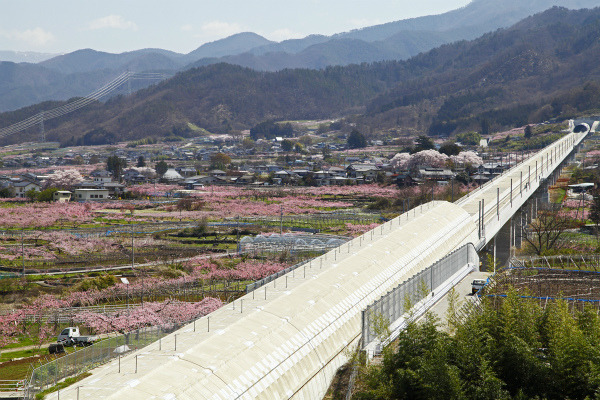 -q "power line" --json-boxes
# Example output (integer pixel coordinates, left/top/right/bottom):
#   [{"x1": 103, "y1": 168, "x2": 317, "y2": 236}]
[{"x1": 0, "y1": 71, "x2": 170, "y2": 141}]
